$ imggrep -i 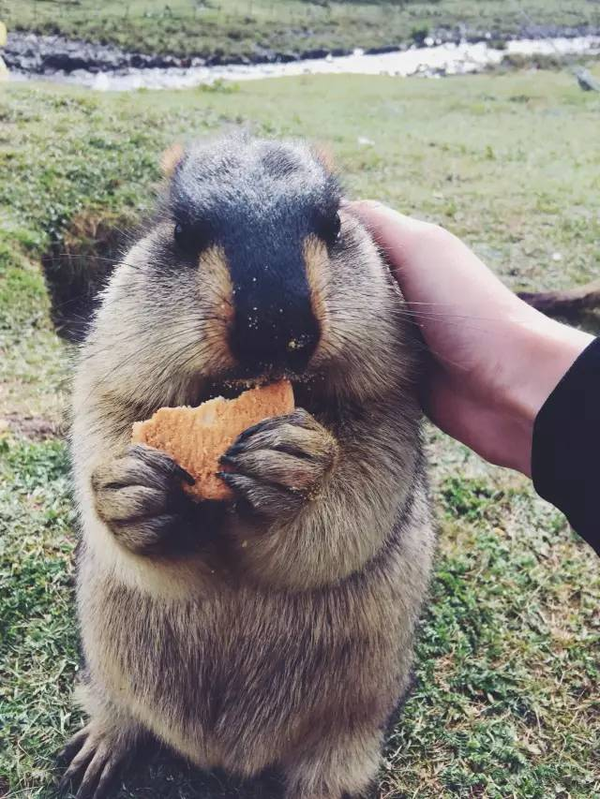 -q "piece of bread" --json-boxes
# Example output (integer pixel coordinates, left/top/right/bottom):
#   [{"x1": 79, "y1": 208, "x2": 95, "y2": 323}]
[{"x1": 131, "y1": 380, "x2": 294, "y2": 501}]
